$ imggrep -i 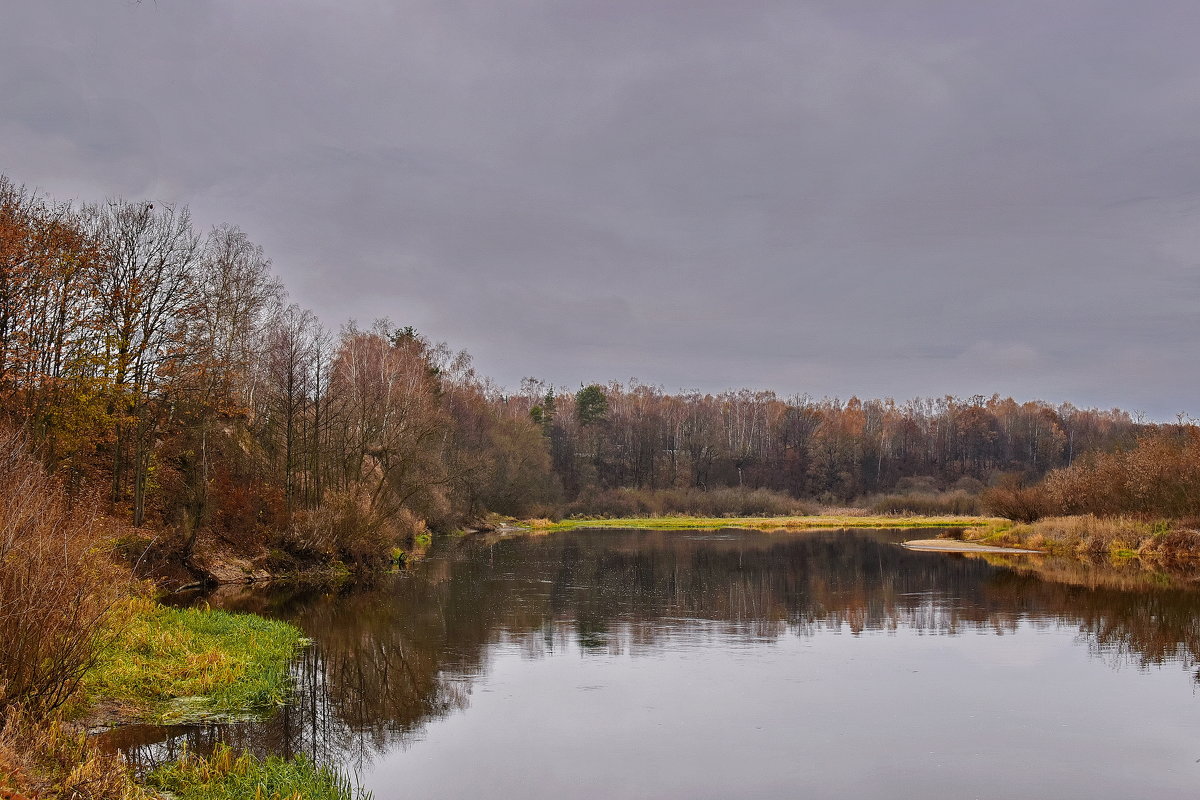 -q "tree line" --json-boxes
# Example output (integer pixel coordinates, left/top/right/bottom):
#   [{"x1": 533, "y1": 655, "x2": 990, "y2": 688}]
[
  {"x1": 509, "y1": 379, "x2": 1145, "y2": 511},
  {"x1": 0, "y1": 174, "x2": 1164, "y2": 570}
]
